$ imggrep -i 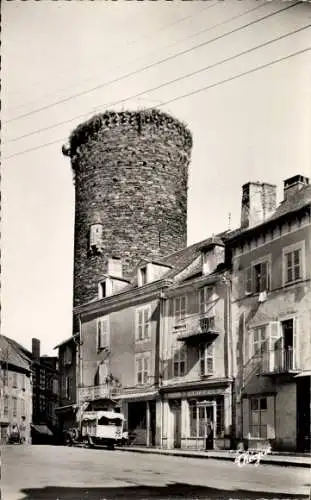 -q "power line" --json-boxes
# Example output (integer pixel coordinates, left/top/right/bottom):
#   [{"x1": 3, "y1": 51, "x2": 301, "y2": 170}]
[
  {"x1": 7, "y1": 2, "x2": 217, "y2": 113},
  {"x1": 158, "y1": 46, "x2": 311, "y2": 108},
  {"x1": 6, "y1": 2, "x2": 300, "y2": 124},
  {"x1": 8, "y1": 24, "x2": 310, "y2": 143},
  {"x1": 4, "y1": 46, "x2": 309, "y2": 161}
]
